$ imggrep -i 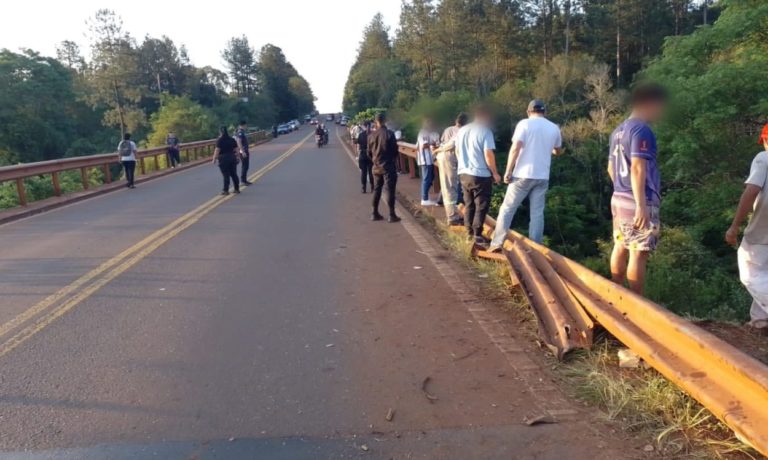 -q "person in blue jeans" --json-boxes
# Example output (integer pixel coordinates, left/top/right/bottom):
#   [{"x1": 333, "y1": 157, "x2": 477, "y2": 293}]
[
  {"x1": 489, "y1": 100, "x2": 563, "y2": 251},
  {"x1": 416, "y1": 118, "x2": 439, "y2": 206}
]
